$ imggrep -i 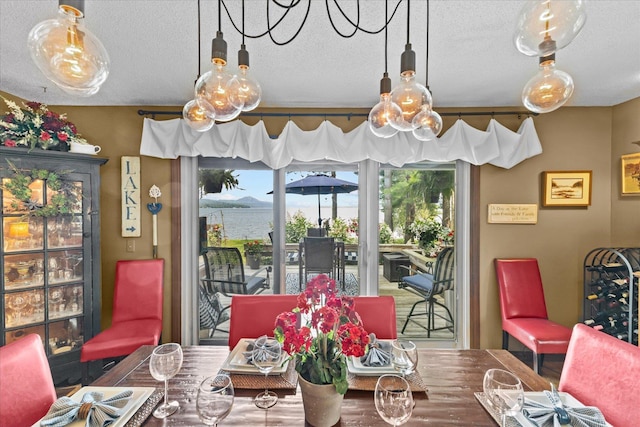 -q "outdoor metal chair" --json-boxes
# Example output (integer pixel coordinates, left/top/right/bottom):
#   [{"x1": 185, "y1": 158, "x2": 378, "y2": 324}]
[
  {"x1": 200, "y1": 247, "x2": 271, "y2": 336},
  {"x1": 298, "y1": 237, "x2": 344, "y2": 291},
  {"x1": 398, "y1": 247, "x2": 455, "y2": 337}
]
